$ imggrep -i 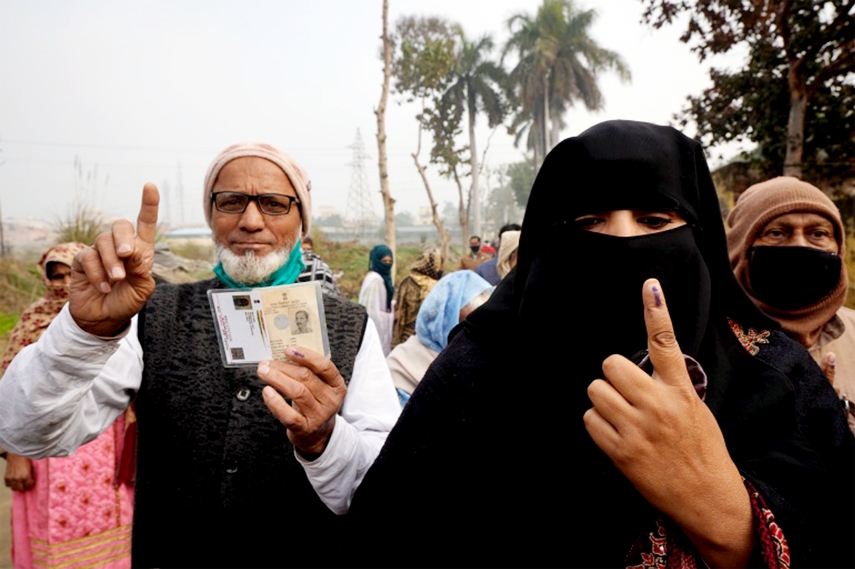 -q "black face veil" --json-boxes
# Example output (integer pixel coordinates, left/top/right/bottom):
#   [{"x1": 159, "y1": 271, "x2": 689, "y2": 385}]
[{"x1": 466, "y1": 119, "x2": 772, "y2": 372}]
